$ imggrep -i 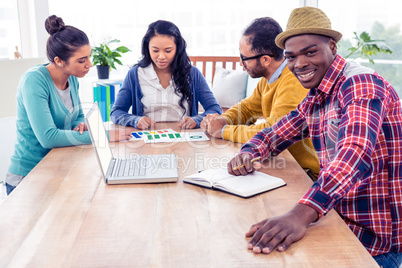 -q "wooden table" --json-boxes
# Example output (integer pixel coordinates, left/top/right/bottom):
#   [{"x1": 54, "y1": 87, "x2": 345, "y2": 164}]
[{"x1": 0, "y1": 123, "x2": 378, "y2": 267}]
